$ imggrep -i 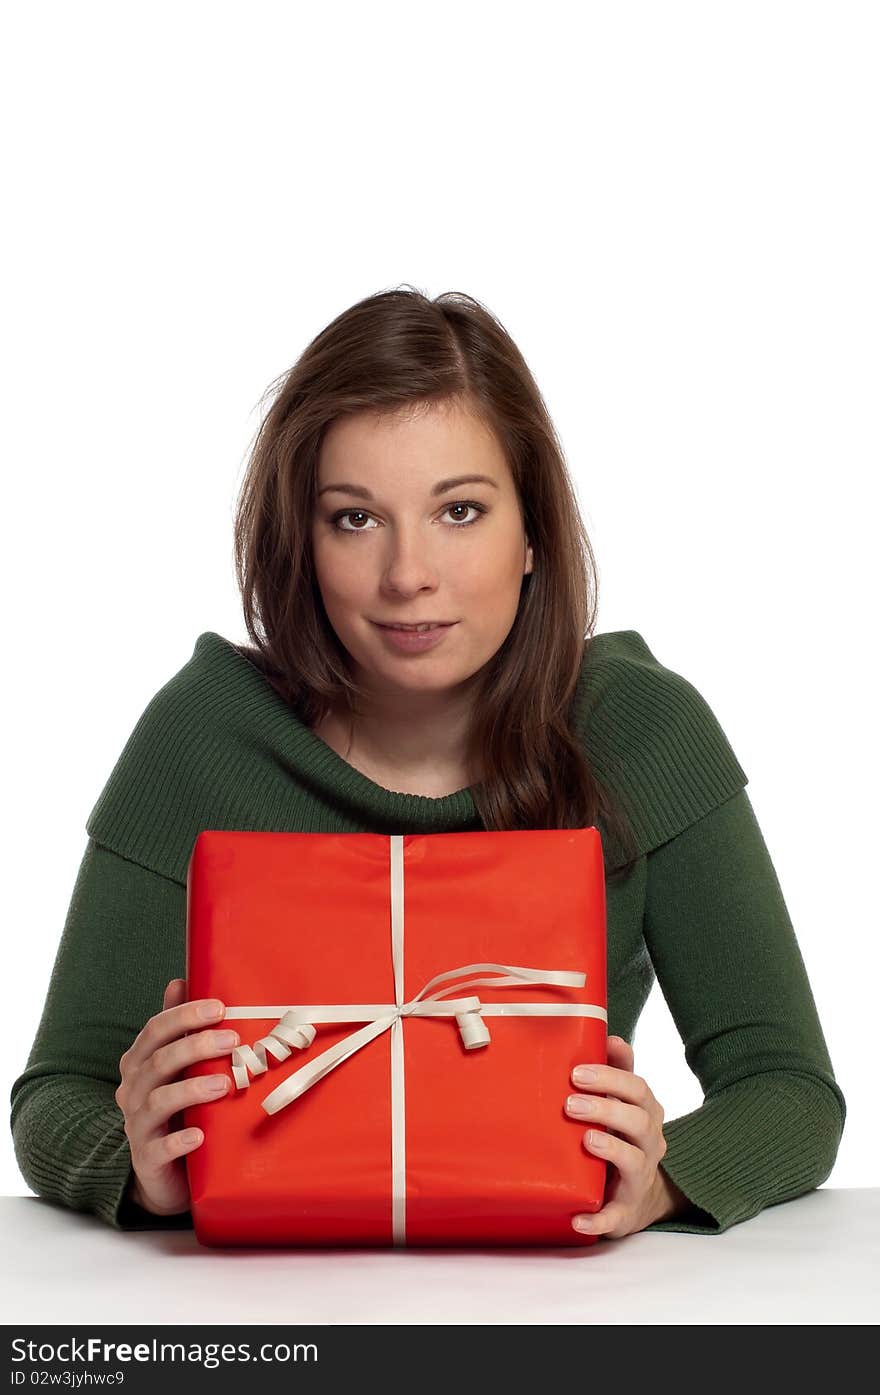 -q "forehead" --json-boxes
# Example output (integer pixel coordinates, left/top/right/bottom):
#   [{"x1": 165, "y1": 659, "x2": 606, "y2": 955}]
[{"x1": 317, "y1": 400, "x2": 510, "y2": 484}]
